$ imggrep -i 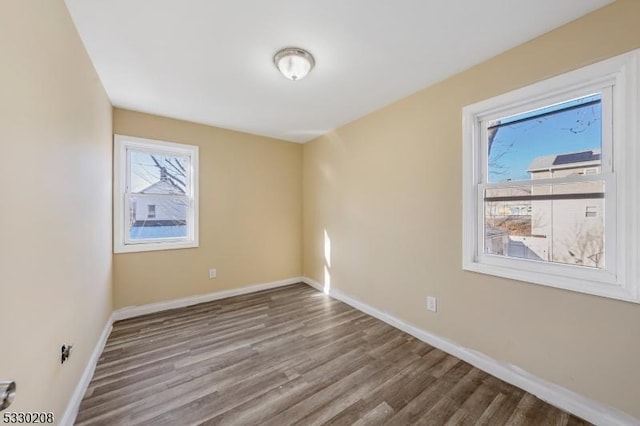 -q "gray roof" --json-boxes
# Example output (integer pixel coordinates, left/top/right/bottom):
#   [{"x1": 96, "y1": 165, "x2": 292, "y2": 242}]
[{"x1": 527, "y1": 150, "x2": 601, "y2": 172}]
